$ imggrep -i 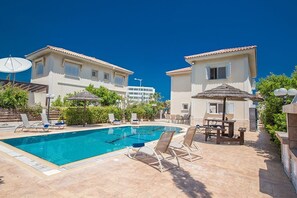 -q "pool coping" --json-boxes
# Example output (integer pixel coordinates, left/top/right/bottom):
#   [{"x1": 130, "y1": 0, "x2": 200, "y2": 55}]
[{"x1": 0, "y1": 123, "x2": 188, "y2": 176}]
